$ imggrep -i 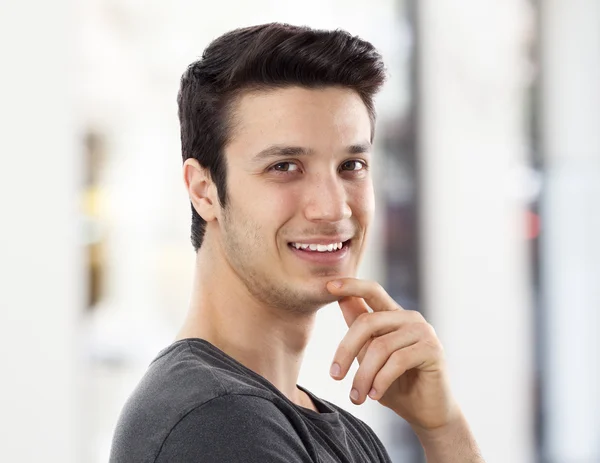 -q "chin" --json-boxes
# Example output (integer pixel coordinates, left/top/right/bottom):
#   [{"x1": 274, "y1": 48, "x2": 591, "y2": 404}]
[{"x1": 300, "y1": 282, "x2": 341, "y2": 306}]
